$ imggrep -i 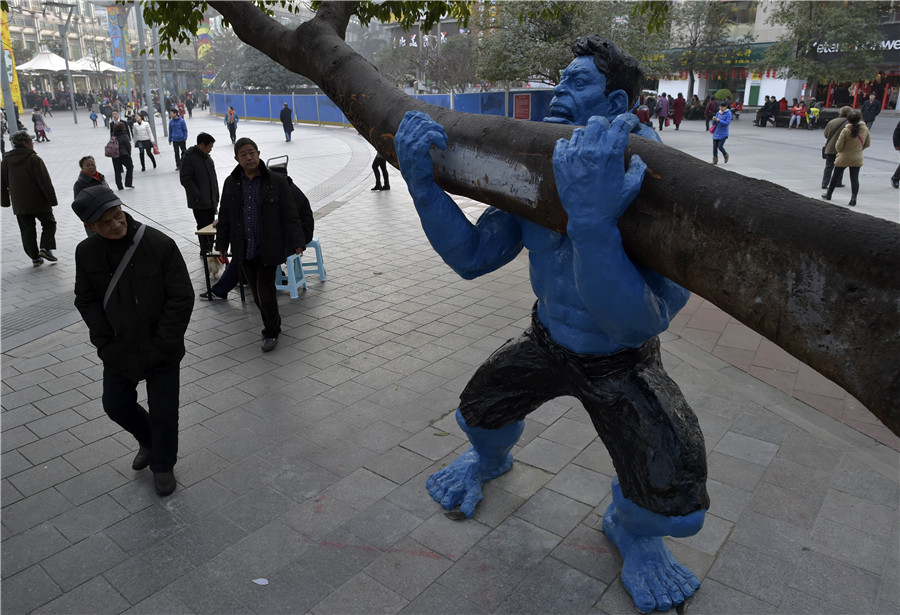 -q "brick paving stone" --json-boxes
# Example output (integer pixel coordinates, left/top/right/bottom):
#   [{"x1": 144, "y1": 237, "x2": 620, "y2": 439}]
[
  {"x1": 497, "y1": 556, "x2": 606, "y2": 614},
  {"x1": 0, "y1": 564, "x2": 64, "y2": 614}
]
